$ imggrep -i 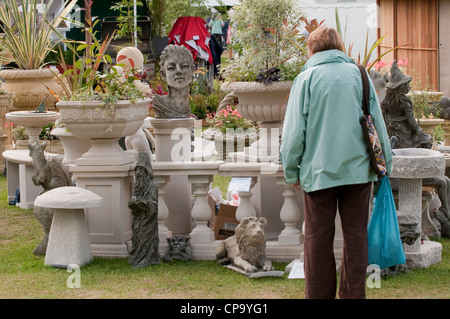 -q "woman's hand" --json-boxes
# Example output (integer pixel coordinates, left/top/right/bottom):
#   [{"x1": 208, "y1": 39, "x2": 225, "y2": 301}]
[{"x1": 292, "y1": 180, "x2": 301, "y2": 190}]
